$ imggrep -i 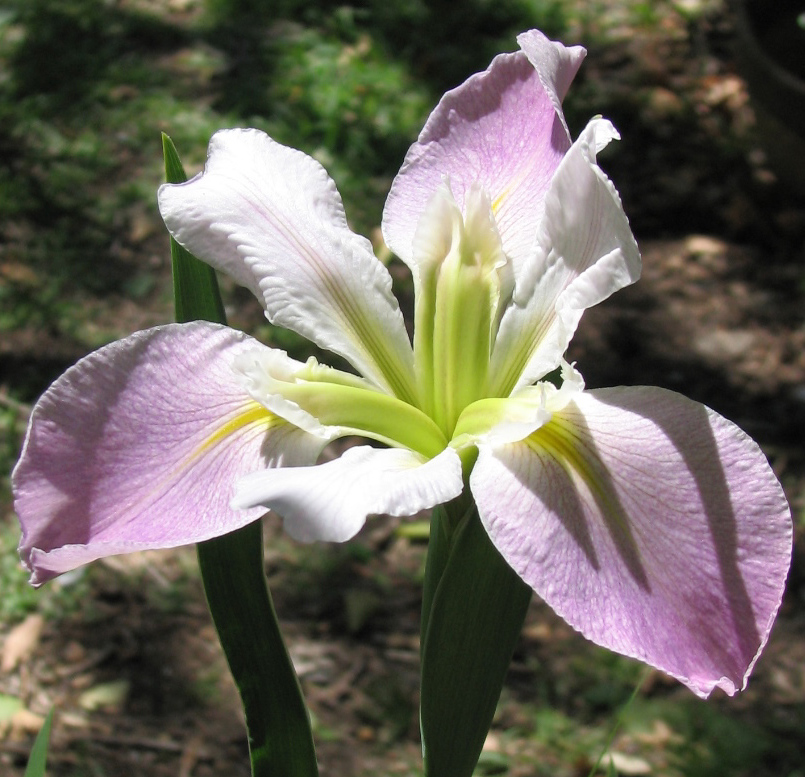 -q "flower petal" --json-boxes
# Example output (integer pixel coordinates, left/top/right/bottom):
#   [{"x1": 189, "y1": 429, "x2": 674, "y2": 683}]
[
  {"x1": 232, "y1": 446, "x2": 464, "y2": 543},
  {"x1": 235, "y1": 347, "x2": 448, "y2": 458},
  {"x1": 382, "y1": 31, "x2": 584, "y2": 279},
  {"x1": 489, "y1": 118, "x2": 641, "y2": 395},
  {"x1": 453, "y1": 361, "x2": 584, "y2": 448},
  {"x1": 158, "y1": 129, "x2": 417, "y2": 402},
  {"x1": 470, "y1": 387, "x2": 792, "y2": 697},
  {"x1": 13, "y1": 323, "x2": 325, "y2": 585},
  {"x1": 516, "y1": 29, "x2": 586, "y2": 136}
]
